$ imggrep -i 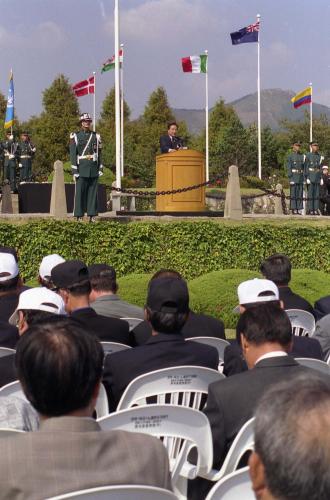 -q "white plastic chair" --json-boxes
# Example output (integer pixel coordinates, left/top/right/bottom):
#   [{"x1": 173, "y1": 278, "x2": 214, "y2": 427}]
[
  {"x1": 296, "y1": 357, "x2": 330, "y2": 375},
  {"x1": 201, "y1": 418, "x2": 255, "y2": 482},
  {"x1": 46, "y1": 485, "x2": 177, "y2": 500},
  {"x1": 0, "y1": 347, "x2": 15, "y2": 358},
  {"x1": 326, "y1": 353, "x2": 330, "y2": 365},
  {"x1": 100, "y1": 342, "x2": 131, "y2": 356},
  {"x1": 0, "y1": 381, "x2": 25, "y2": 399},
  {"x1": 0, "y1": 428, "x2": 25, "y2": 437},
  {"x1": 285, "y1": 309, "x2": 315, "y2": 337},
  {"x1": 117, "y1": 365, "x2": 225, "y2": 412},
  {"x1": 205, "y1": 467, "x2": 254, "y2": 500},
  {"x1": 98, "y1": 404, "x2": 213, "y2": 499},
  {"x1": 95, "y1": 383, "x2": 109, "y2": 418},
  {"x1": 186, "y1": 337, "x2": 230, "y2": 371},
  {"x1": 120, "y1": 317, "x2": 143, "y2": 331}
]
